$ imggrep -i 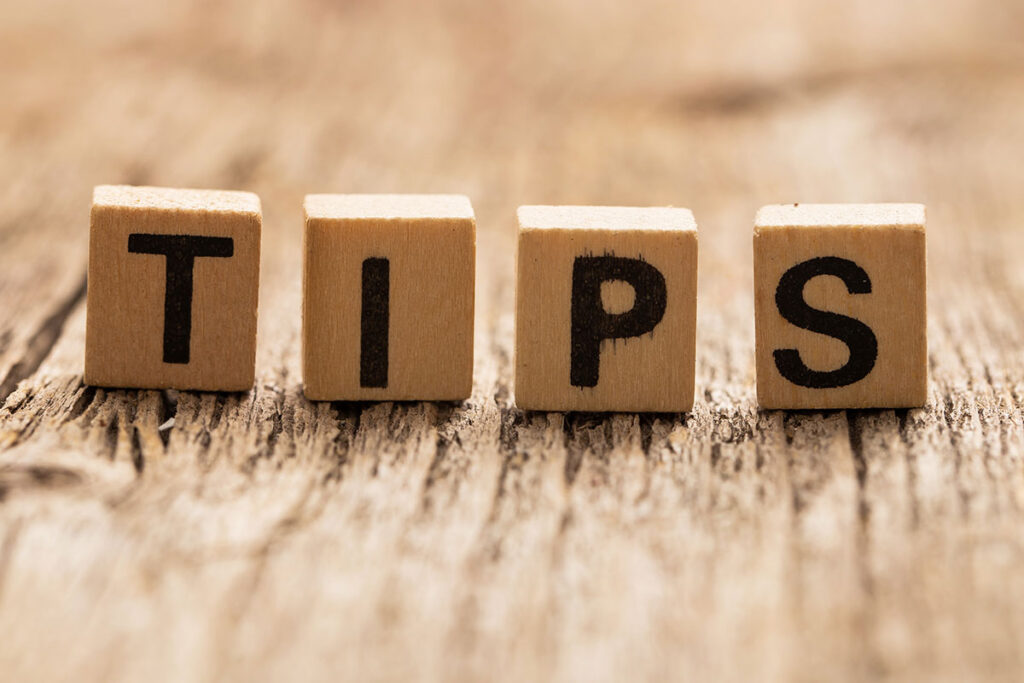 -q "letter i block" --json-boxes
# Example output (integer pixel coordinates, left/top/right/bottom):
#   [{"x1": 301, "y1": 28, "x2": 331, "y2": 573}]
[
  {"x1": 302, "y1": 194, "x2": 476, "y2": 401},
  {"x1": 515, "y1": 206, "x2": 698, "y2": 412},
  {"x1": 84, "y1": 185, "x2": 261, "y2": 391},
  {"x1": 753, "y1": 203, "x2": 927, "y2": 409}
]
